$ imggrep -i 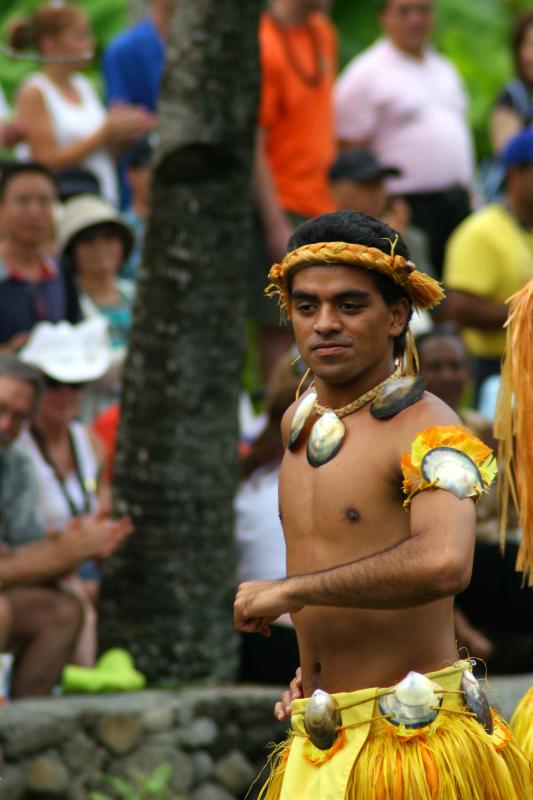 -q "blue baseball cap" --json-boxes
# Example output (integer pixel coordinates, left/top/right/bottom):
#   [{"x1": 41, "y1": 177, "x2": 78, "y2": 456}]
[{"x1": 501, "y1": 129, "x2": 533, "y2": 169}]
